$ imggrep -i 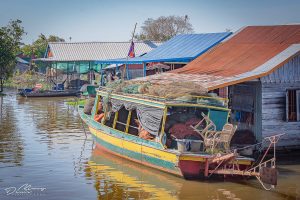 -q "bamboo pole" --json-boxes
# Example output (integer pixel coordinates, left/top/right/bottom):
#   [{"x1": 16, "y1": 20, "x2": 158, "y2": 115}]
[
  {"x1": 123, "y1": 23, "x2": 137, "y2": 80},
  {"x1": 159, "y1": 106, "x2": 168, "y2": 148},
  {"x1": 113, "y1": 111, "x2": 119, "y2": 129},
  {"x1": 125, "y1": 110, "x2": 132, "y2": 133}
]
